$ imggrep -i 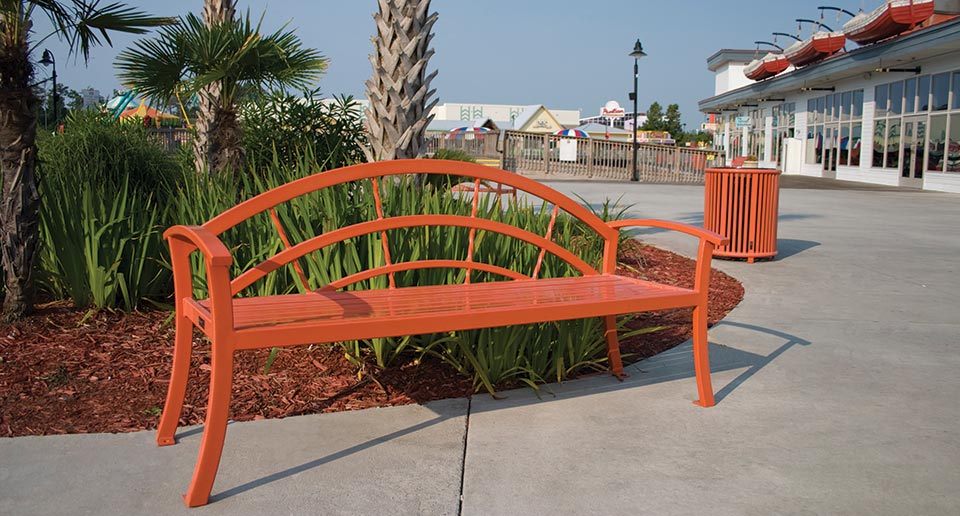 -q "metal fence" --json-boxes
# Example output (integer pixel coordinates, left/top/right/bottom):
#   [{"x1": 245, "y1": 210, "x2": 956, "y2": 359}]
[
  {"x1": 500, "y1": 130, "x2": 723, "y2": 183},
  {"x1": 148, "y1": 127, "x2": 193, "y2": 153}
]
